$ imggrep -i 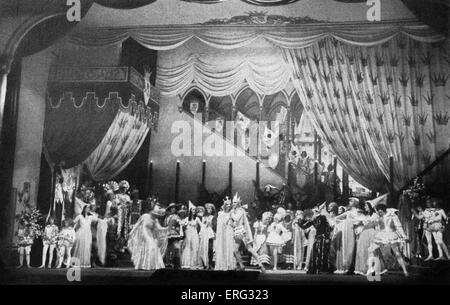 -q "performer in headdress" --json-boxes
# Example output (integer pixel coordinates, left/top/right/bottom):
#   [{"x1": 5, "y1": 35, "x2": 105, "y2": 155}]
[
  {"x1": 266, "y1": 213, "x2": 286, "y2": 270},
  {"x1": 199, "y1": 203, "x2": 216, "y2": 269},
  {"x1": 127, "y1": 203, "x2": 168, "y2": 270},
  {"x1": 116, "y1": 180, "x2": 131, "y2": 250},
  {"x1": 368, "y1": 204, "x2": 409, "y2": 277},
  {"x1": 214, "y1": 197, "x2": 236, "y2": 270},
  {"x1": 228, "y1": 193, "x2": 266, "y2": 272},
  {"x1": 164, "y1": 203, "x2": 183, "y2": 269}
]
